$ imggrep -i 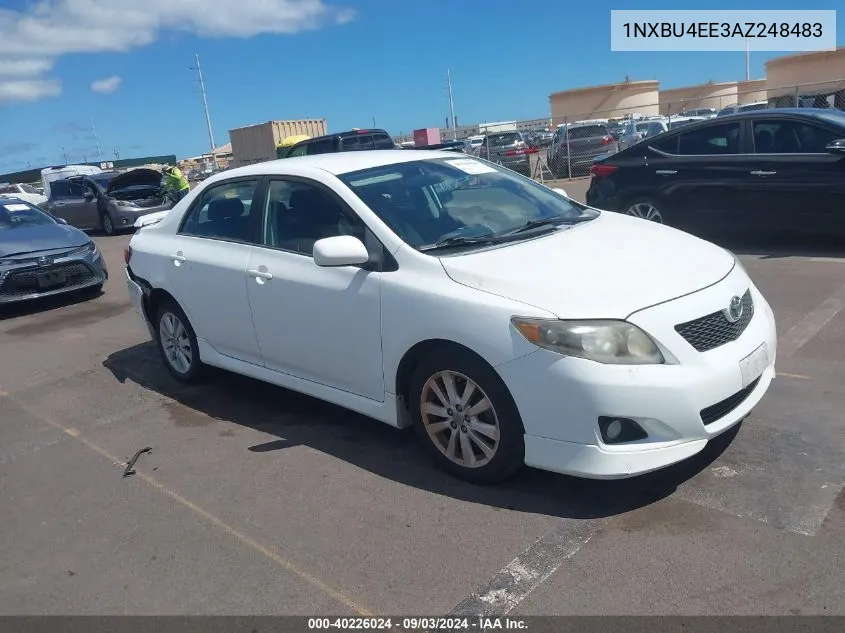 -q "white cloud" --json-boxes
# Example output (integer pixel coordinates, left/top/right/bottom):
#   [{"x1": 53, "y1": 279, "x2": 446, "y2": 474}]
[
  {"x1": 0, "y1": 78, "x2": 61, "y2": 102},
  {"x1": 0, "y1": 0, "x2": 354, "y2": 103},
  {"x1": 91, "y1": 75, "x2": 122, "y2": 94}
]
